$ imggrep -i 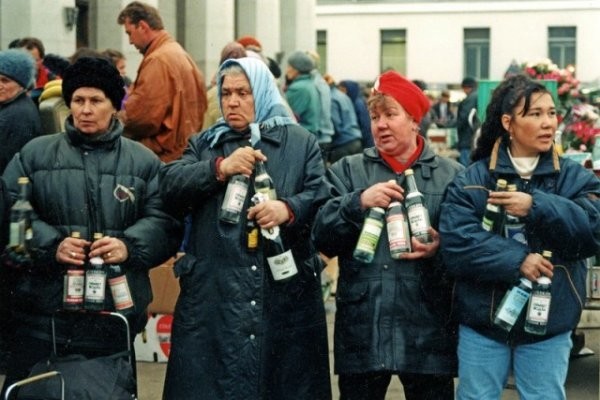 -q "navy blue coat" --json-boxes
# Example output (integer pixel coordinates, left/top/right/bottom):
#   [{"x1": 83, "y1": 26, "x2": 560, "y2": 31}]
[
  {"x1": 160, "y1": 124, "x2": 331, "y2": 400},
  {"x1": 439, "y1": 141, "x2": 600, "y2": 344}
]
